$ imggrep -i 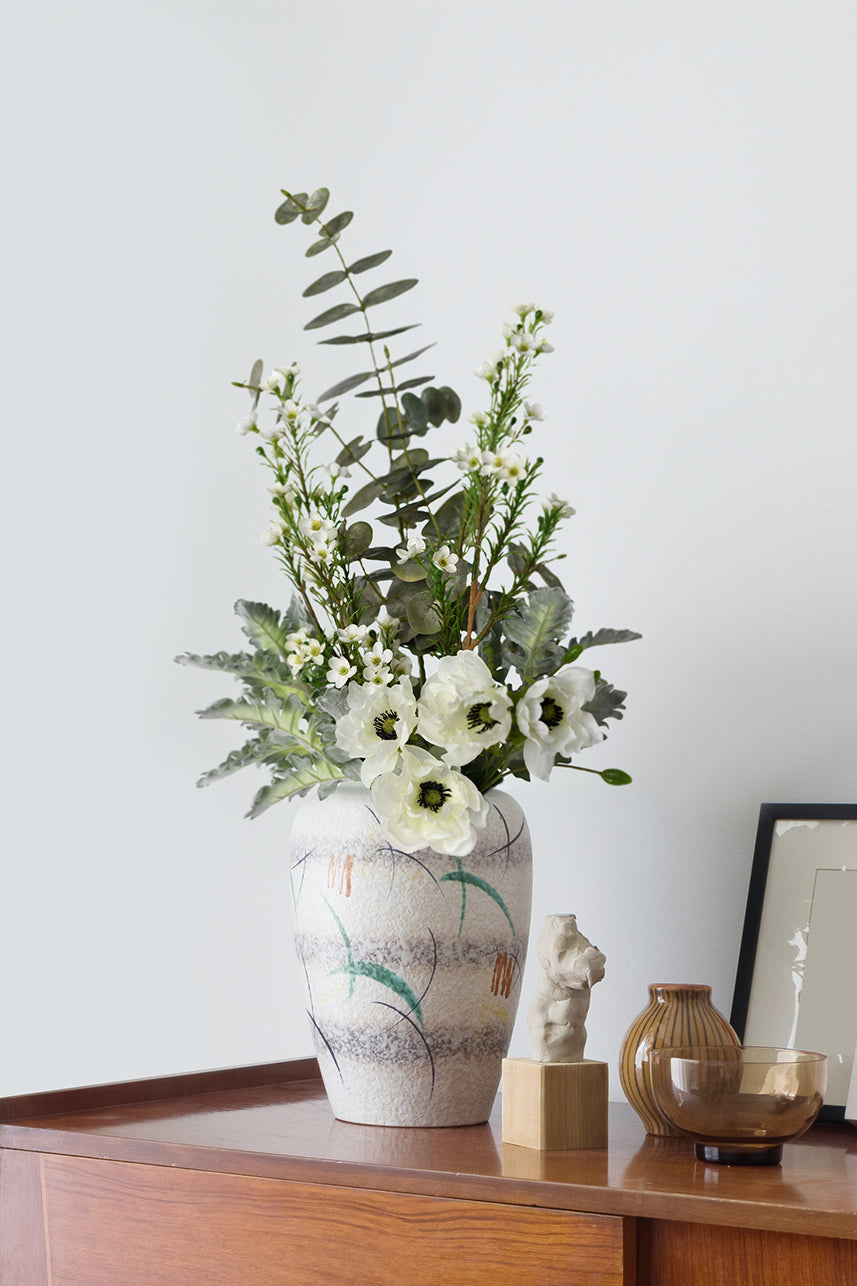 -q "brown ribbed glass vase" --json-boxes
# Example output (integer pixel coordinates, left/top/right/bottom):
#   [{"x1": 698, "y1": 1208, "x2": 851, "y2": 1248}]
[{"x1": 618, "y1": 984, "x2": 740, "y2": 1135}]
